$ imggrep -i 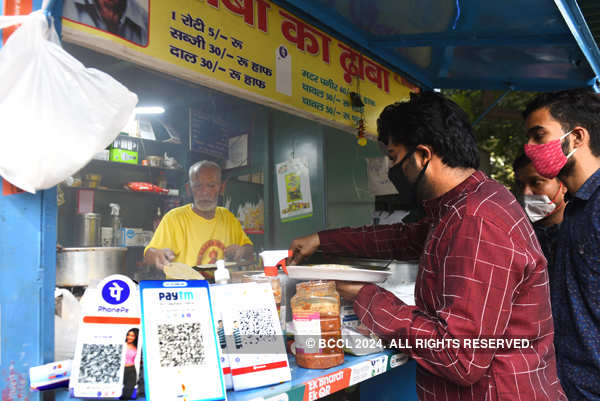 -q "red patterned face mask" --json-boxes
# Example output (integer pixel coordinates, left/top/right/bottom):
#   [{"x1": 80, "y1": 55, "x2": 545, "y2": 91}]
[{"x1": 524, "y1": 130, "x2": 576, "y2": 178}]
